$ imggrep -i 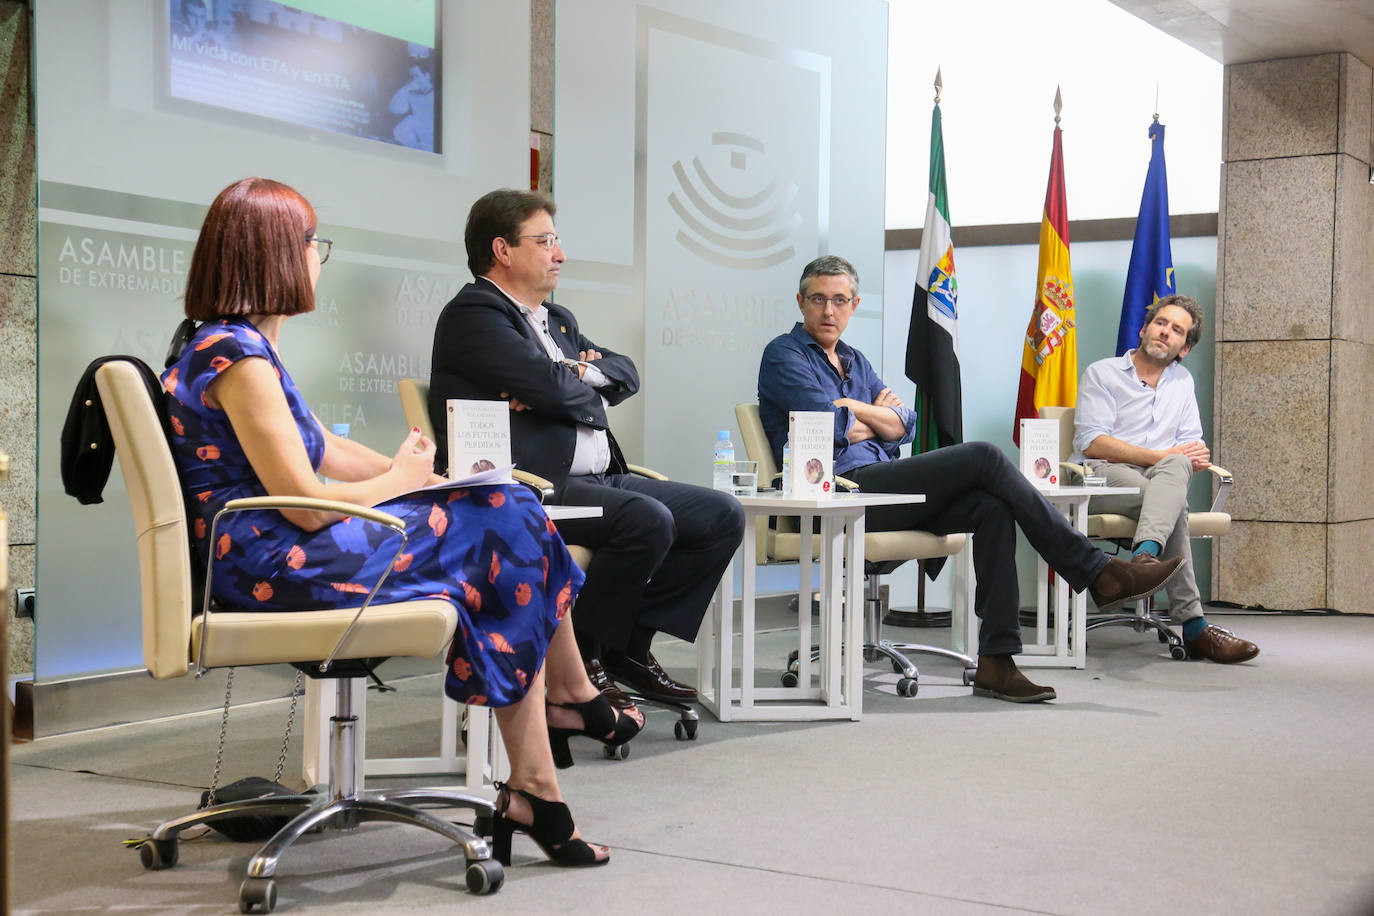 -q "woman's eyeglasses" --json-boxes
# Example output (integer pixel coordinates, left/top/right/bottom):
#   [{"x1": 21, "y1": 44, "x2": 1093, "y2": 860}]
[{"x1": 306, "y1": 235, "x2": 333, "y2": 265}]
